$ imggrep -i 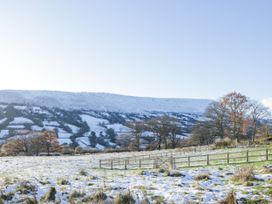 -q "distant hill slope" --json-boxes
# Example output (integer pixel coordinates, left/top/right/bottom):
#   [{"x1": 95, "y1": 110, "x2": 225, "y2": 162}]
[
  {"x1": 0, "y1": 90, "x2": 212, "y2": 113},
  {"x1": 0, "y1": 90, "x2": 212, "y2": 150}
]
